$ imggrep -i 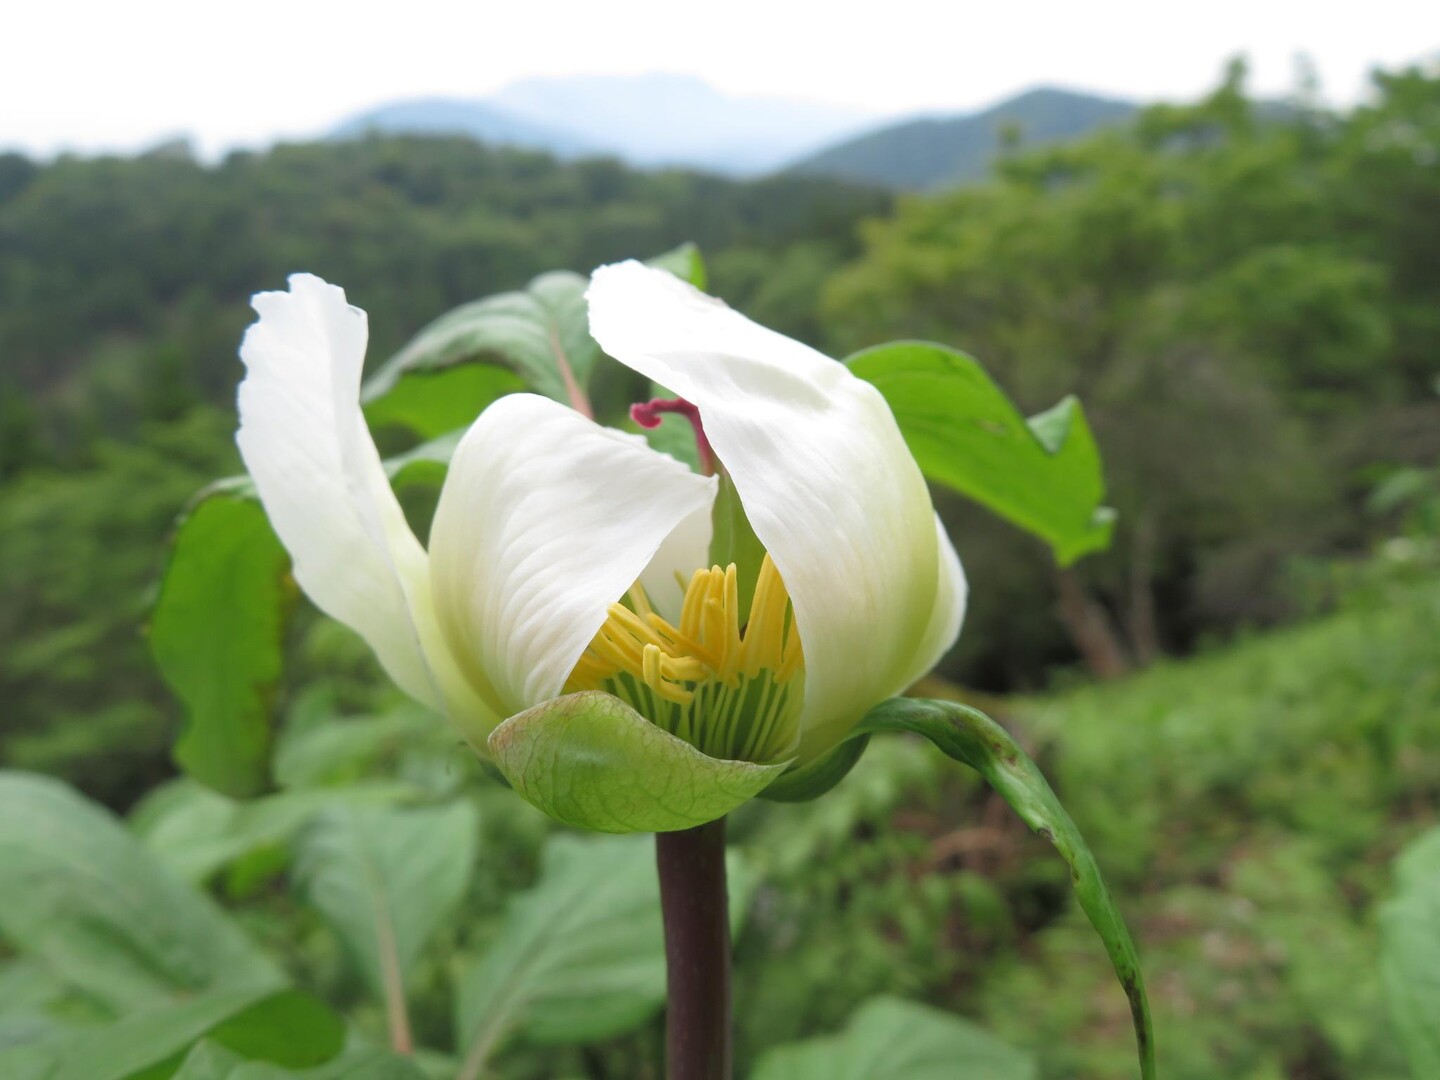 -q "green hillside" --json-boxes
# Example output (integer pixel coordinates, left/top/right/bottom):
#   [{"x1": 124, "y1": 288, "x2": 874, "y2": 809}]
[{"x1": 785, "y1": 87, "x2": 1137, "y2": 190}]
